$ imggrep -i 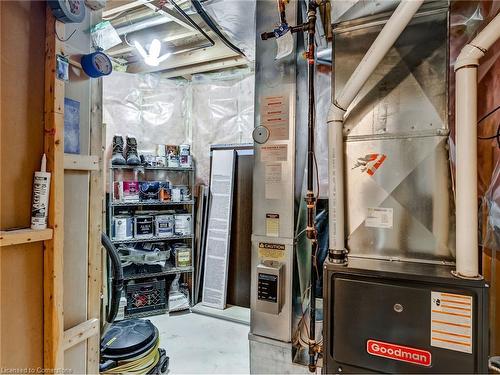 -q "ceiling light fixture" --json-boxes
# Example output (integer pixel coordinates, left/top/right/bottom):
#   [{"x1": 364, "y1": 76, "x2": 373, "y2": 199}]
[{"x1": 134, "y1": 39, "x2": 171, "y2": 67}]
